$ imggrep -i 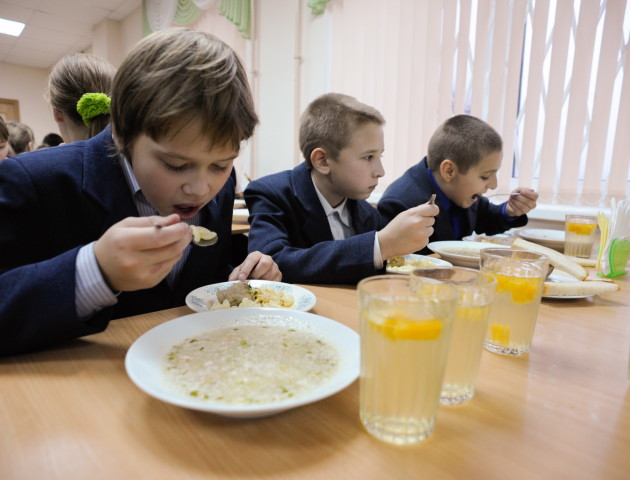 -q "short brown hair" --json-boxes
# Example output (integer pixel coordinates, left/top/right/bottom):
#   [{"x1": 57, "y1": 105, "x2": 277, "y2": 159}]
[
  {"x1": 427, "y1": 115, "x2": 502, "y2": 173},
  {"x1": 299, "y1": 93, "x2": 385, "y2": 167},
  {"x1": 111, "y1": 28, "x2": 258, "y2": 160},
  {"x1": 46, "y1": 52, "x2": 116, "y2": 139},
  {"x1": 6, "y1": 121, "x2": 34, "y2": 155},
  {"x1": 0, "y1": 117, "x2": 8, "y2": 143}
]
